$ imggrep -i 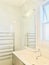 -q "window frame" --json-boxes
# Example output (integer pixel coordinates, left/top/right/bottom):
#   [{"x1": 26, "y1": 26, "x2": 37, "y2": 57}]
[{"x1": 40, "y1": 1, "x2": 49, "y2": 41}]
